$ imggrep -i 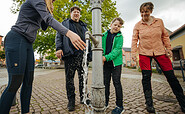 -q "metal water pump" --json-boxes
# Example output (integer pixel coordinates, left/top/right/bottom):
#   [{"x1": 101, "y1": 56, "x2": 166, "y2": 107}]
[{"x1": 73, "y1": 0, "x2": 105, "y2": 113}]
